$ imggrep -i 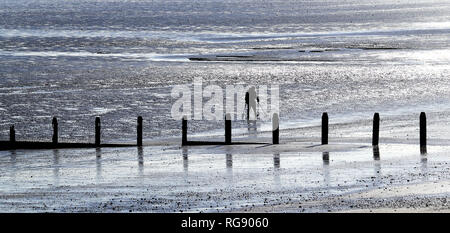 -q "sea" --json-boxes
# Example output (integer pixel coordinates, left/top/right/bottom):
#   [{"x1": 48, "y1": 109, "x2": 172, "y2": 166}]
[{"x1": 1, "y1": 0, "x2": 450, "y2": 143}]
